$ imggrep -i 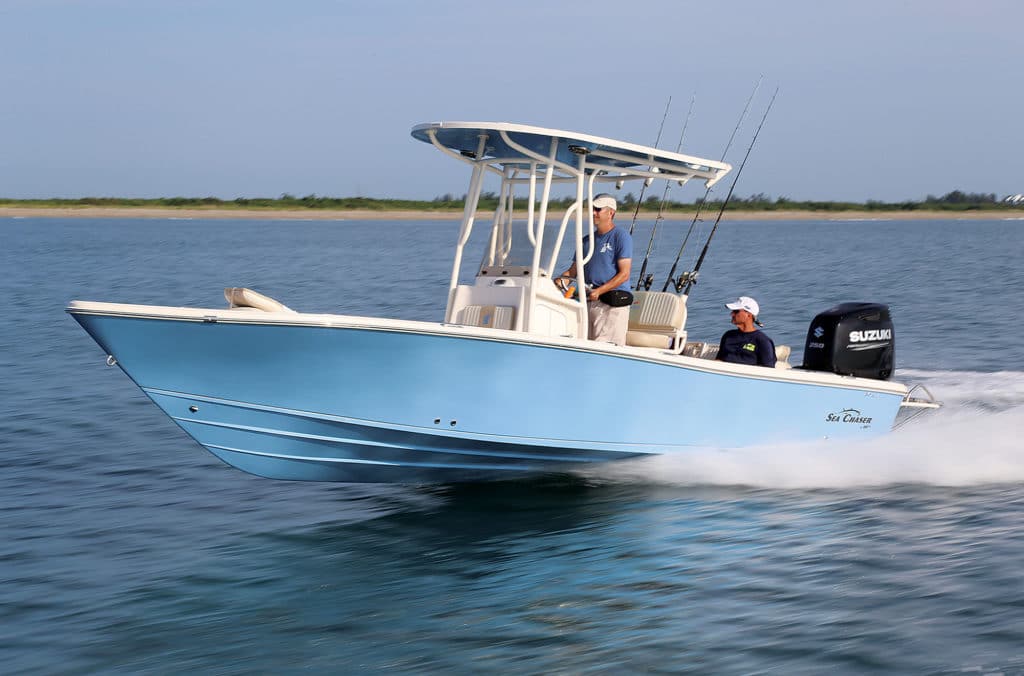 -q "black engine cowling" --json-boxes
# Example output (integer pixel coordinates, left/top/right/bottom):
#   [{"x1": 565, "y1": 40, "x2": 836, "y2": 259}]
[{"x1": 802, "y1": 302, "x2": 894, "y2": 380}]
